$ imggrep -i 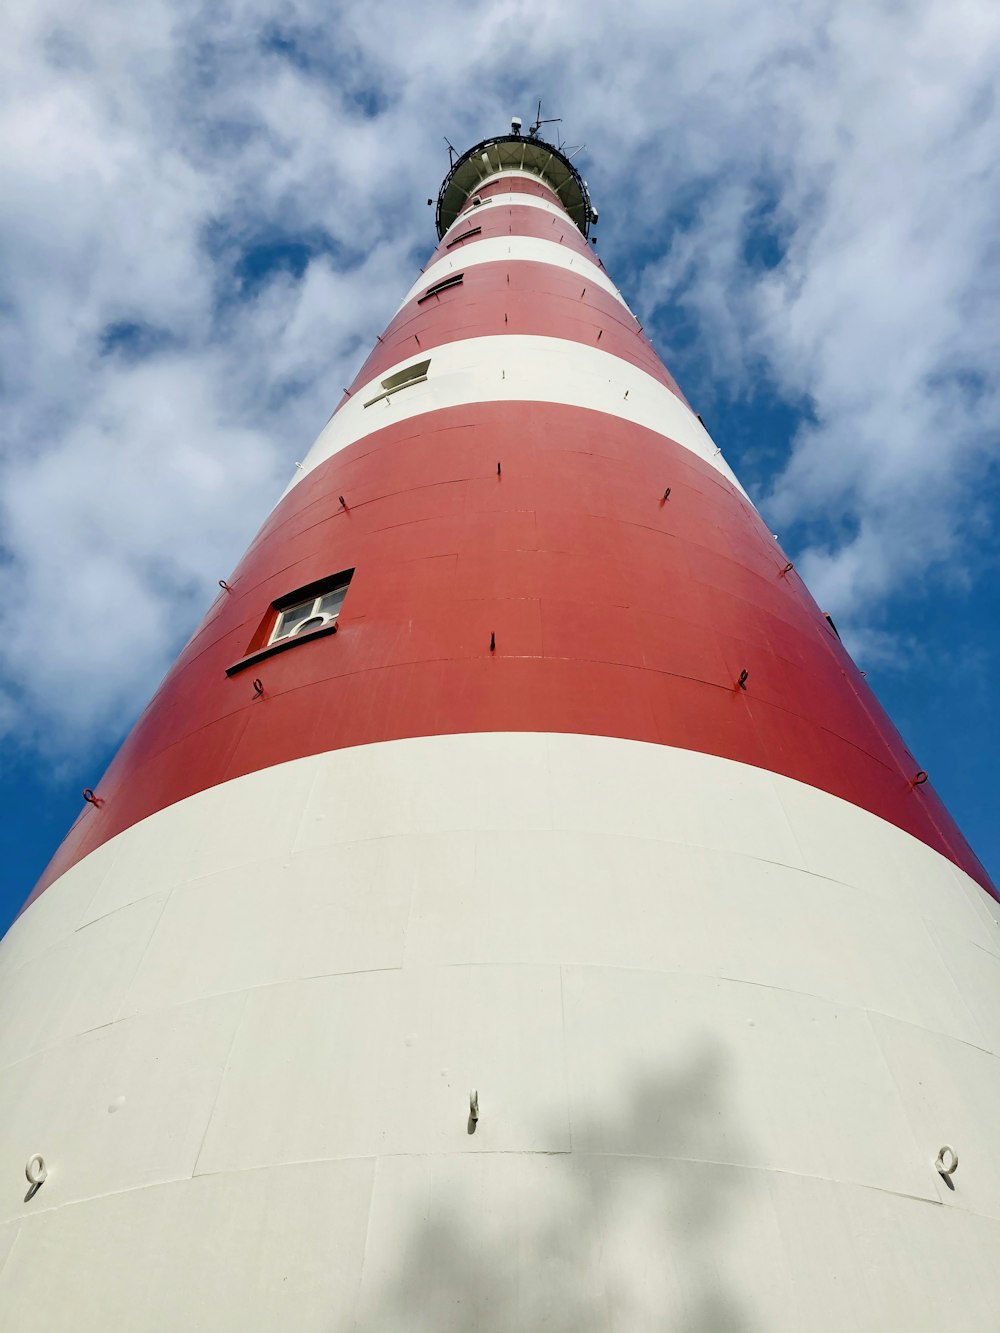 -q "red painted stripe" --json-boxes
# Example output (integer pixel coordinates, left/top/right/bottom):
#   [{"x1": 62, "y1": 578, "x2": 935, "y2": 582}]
[
  {"x1": 461, "y1": 176, "x2": 564, "y2": 209},
  {"x1": 429, "y1": 203, "x2": 594, "y2": 265},
  {"x1": 345, "y1": 261, "x2": 687, "y2": 403},
  {"x1": 27, "y1": 402, "x2": 995, "y2": 907}
]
